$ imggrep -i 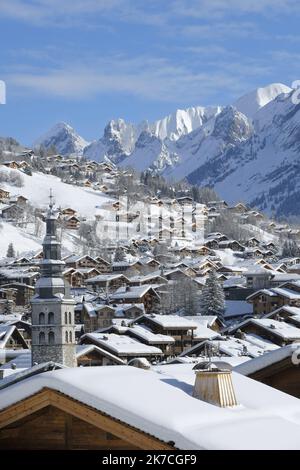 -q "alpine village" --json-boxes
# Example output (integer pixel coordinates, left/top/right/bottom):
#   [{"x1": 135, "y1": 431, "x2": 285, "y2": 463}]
[{"x1": 1, "y1": 132, "x2": 300, "y2": 451}]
